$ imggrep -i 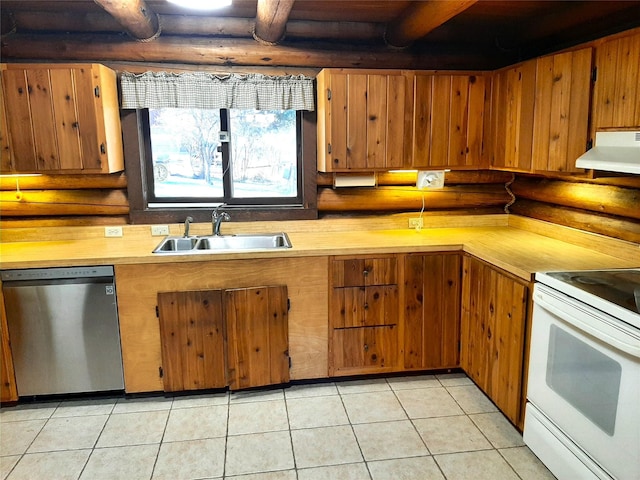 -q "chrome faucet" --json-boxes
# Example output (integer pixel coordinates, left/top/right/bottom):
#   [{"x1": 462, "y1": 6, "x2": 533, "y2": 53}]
[
  {"x1": 183, "y1": 216, "x2": 194, "y2": 237},
  {"x1": 212, "y1": 205, "x2": 230, "y2": 236}
]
